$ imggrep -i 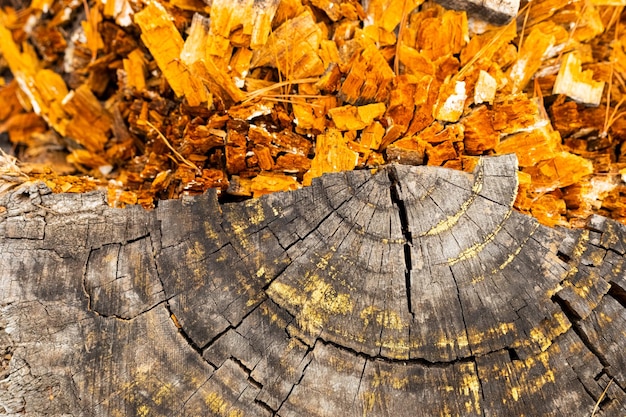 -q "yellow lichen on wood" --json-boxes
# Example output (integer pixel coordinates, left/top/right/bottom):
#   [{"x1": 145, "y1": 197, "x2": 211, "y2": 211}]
[
  {"x1": 268, "y1": 277, "x2": 354, "y2": 335},
  {"x1": 134, "y1": 1, "x2": 209, "y2": 106}
]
